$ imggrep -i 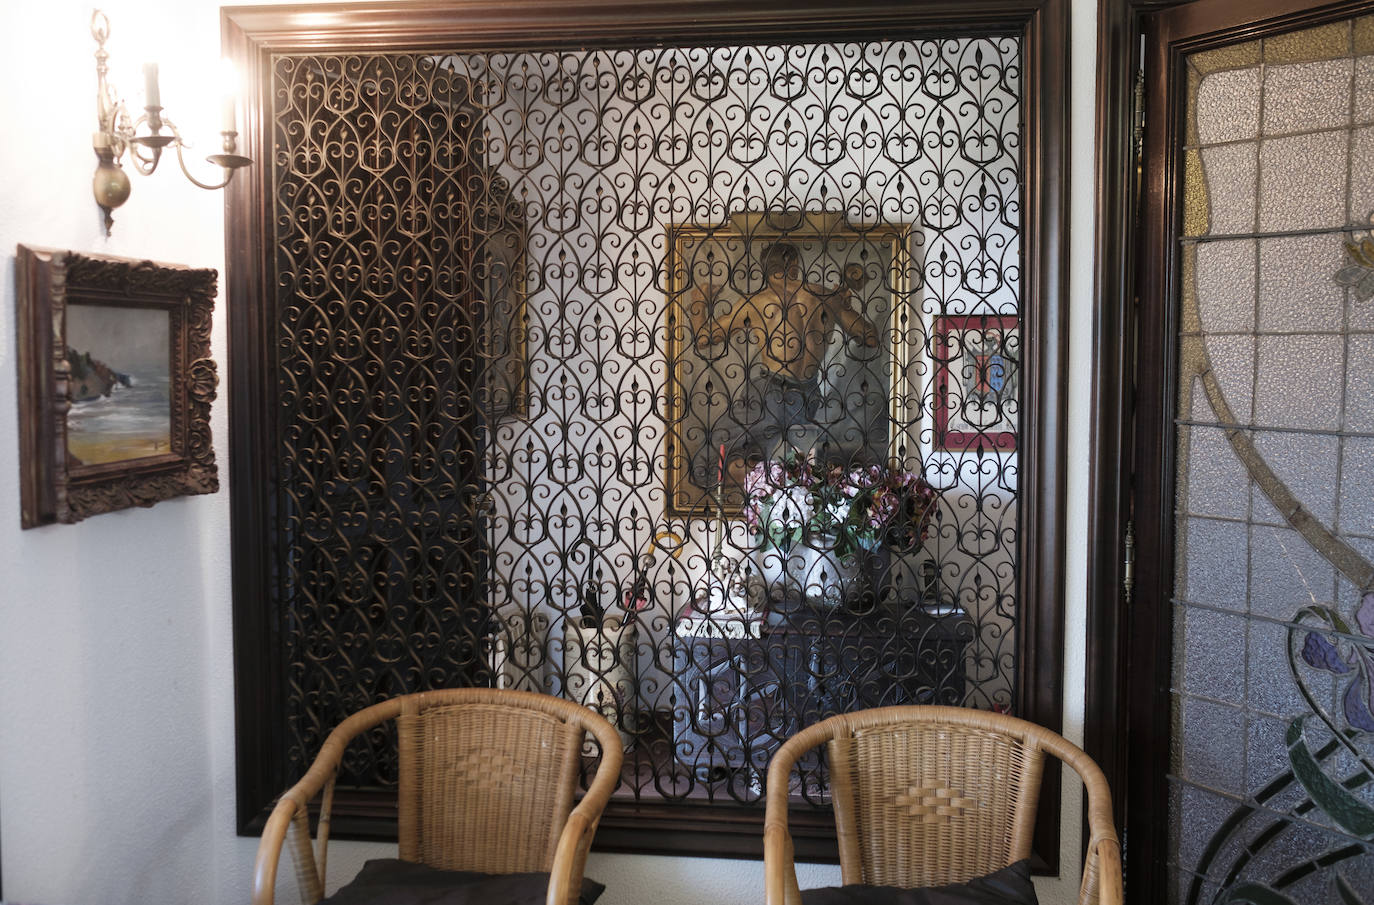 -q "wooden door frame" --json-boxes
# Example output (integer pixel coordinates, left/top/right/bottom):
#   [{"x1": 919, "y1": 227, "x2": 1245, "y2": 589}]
[
  {"x1": 1087, "y1": 1, "x2": 1187, "y2": 861},
  {"x1": 1092, "y1": 1, "x2": 1373, "y2": 901},
  {"x1": 224, "y1": 0, "x2": 1071, "y2": 860},
  {"x1": 1088, "y1": 5, "x2": 1191, "y2": 903}
]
